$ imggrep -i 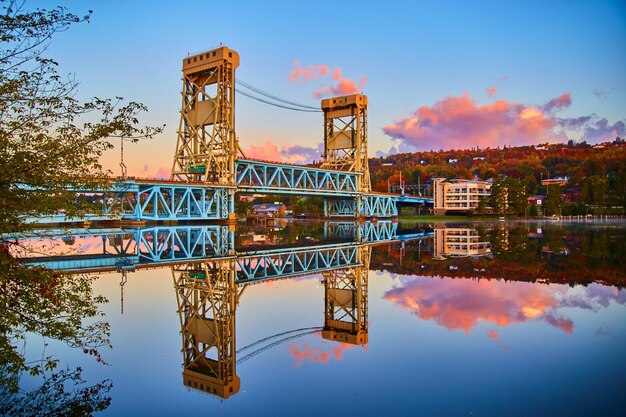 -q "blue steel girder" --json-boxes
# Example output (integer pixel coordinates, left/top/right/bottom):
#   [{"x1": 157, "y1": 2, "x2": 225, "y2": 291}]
[
  {"x1": 325, "y1": 194, "x2": 398, "y2": 218},
  {"x1": 364, "y1": 194, "x2": 398, "y2": 218},
  {"x1": 134, "y1": 225, "x2": 232, "y2": 262},
  {"x1": 235, "y1": 159, "x2": 359, "y2": 197},
  {"x1": 323, "y1": 221, "x2": 398, "y2": 243},
  {"x1": 103, "y1": 181, "x2": 234, "y2": 221},
  {"x1": 234, "y1": 243, "x2": 361, "y2": 284},
  {"x1": 325, "y1": 198, "x2": 357, "y2": 217}
]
